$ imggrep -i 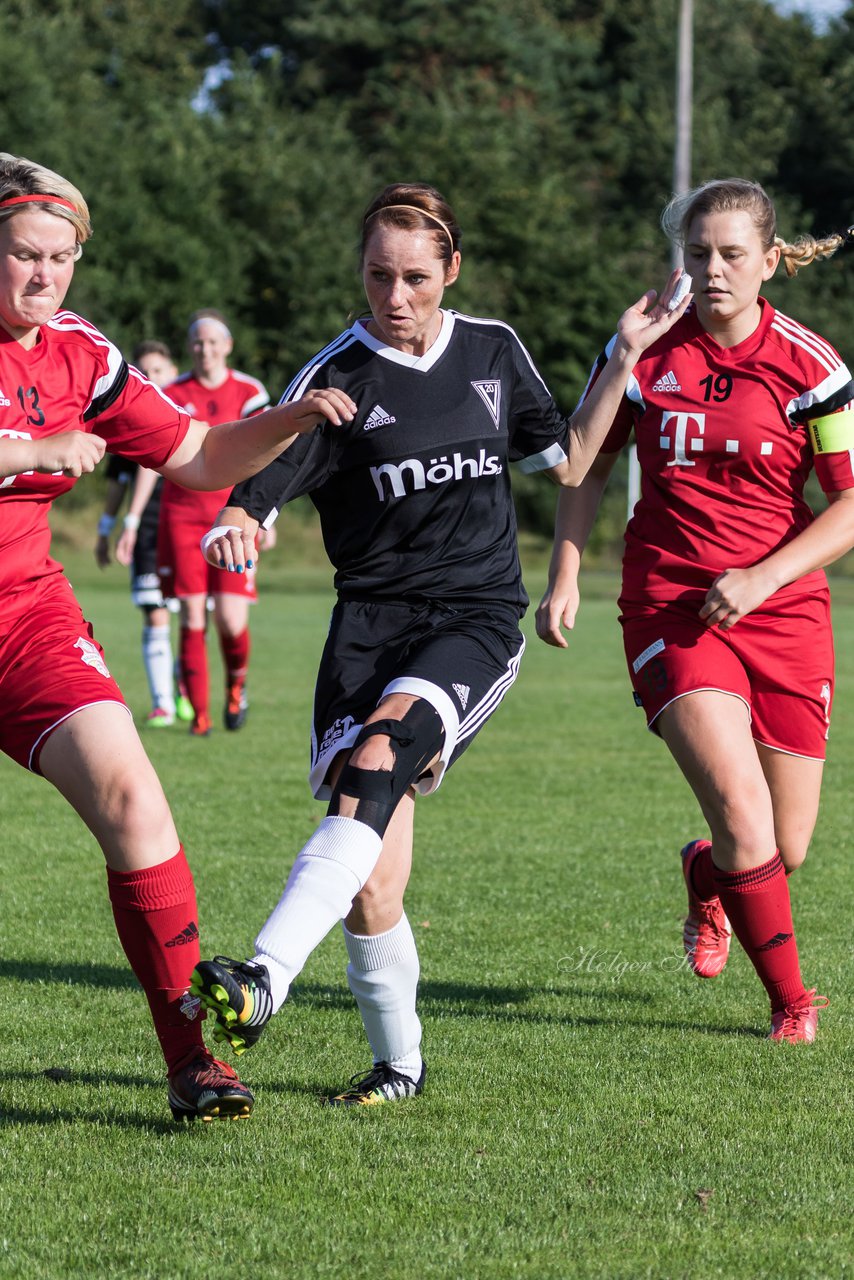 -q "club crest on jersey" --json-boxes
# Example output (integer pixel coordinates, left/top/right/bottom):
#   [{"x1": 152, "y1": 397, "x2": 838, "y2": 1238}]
[
  {"x1": 652, "y1": 371, "x2": 681, "y2": 392},
  {"x1": 363, "y1": 403, "x2": 397, "y2": 431},
  {"x1": 370, "y1": 450, "x2": 502, "y2": 501},
  {"x1": 471, "y1": 380, "x2": 502, "y2": 428},
  {"x1": 74, "y1": 636, "x2": 110, "y2": 678}
]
